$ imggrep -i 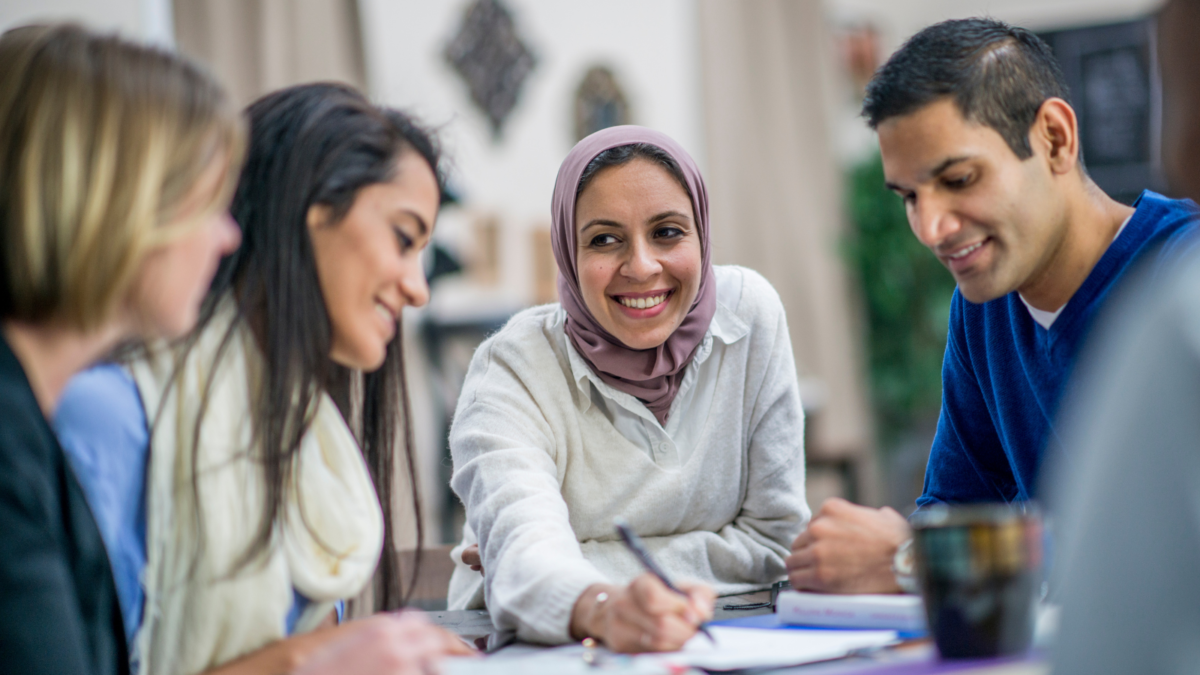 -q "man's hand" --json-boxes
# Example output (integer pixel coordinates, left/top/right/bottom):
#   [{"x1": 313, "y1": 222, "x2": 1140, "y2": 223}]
[
  {"x1": 786, "y1": 497, "x2": 912, "y2": 593},
  {"x1": 462, "y1": 544, "x2": 482, "y2": 573},
  {"x1": 569, "y1": 574, "x2": 715, "y2": 653}
]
